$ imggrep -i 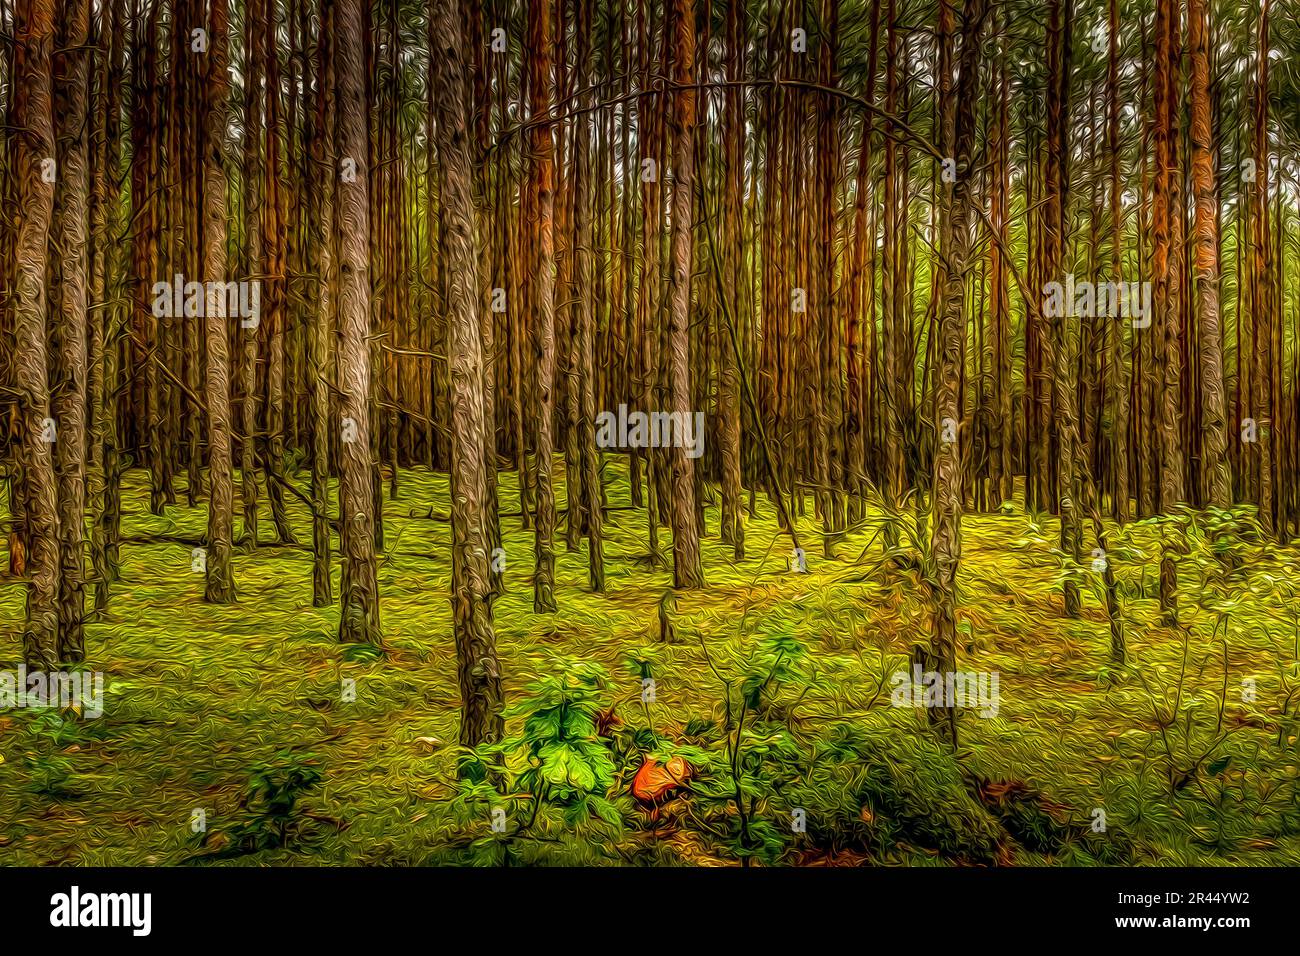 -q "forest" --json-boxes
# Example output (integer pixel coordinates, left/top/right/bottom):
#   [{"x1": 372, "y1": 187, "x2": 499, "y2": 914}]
[{"x1": 0, "y1": 0, "x2": 1298, "y2": 868}]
